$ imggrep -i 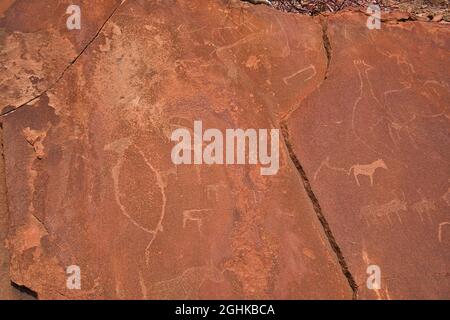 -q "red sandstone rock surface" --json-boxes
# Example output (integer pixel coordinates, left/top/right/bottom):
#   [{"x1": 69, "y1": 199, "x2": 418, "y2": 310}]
[
  {"x1": 0, "y1": 0, "x2": 448, "y2": 299},
  {"x1": 286, "y1": 12, "x2": 450, "y2": 299},
  {"x1": 0, "y1": 0, "x2": 123, "y2": 114}
]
